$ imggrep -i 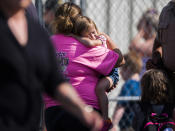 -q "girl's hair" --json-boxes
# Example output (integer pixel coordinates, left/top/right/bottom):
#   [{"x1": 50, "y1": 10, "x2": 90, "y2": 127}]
[
  {"x1": 137, "y1": 8, "x2": 159, "y2": 36},
  {"x1": 73, "y1": 16, "x2": 98, "y2": 36},
  {"x1": 141, "y1": 69, "x2": 169, "y2": 104},
  {"x1": 122, "y1": 51, "x2": 142, "y2": 74},
  {"x1": 52, "y1": 2, "x2": 82, "y2": 34}
]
